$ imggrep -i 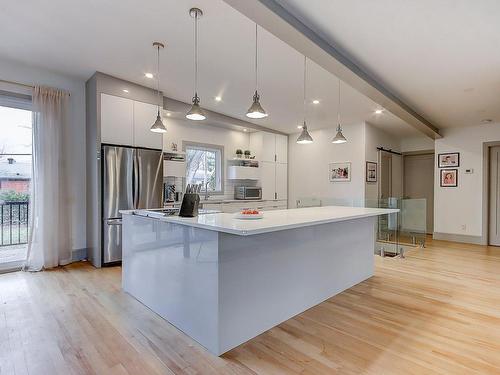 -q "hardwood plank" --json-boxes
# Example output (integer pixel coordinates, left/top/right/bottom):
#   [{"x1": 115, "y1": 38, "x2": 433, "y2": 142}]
[{"x1": 1, "y1": 239, "x2": 500, "y2": 374}]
